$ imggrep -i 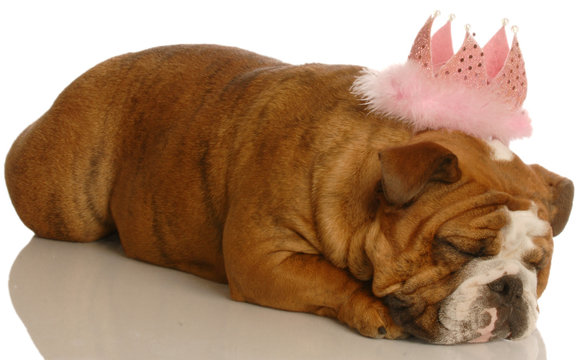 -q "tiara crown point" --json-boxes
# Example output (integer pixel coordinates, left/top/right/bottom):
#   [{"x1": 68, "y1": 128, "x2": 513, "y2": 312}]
[{"x1": 409, "y1": 14, "x2": 527, "y2": 109}]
